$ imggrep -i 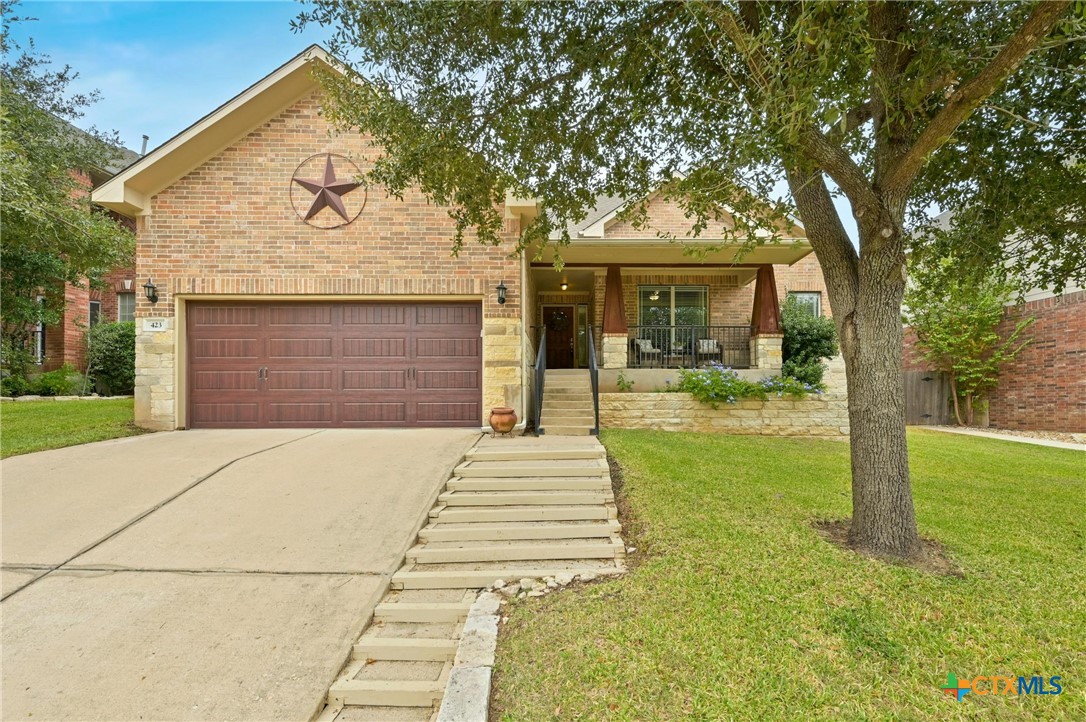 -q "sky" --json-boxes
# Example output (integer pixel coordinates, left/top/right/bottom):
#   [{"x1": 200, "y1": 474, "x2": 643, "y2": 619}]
[
  {"x1": 9, "y1": 0, "x2": 861, "y2": 242},
  {"x1": 10, "y1": 1, "x2": 330, "y2": 153}
]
